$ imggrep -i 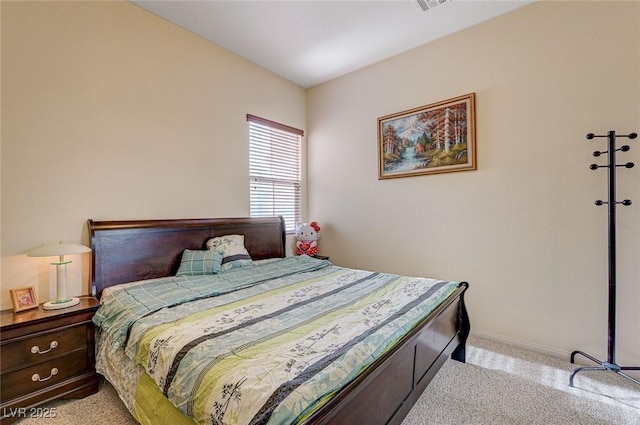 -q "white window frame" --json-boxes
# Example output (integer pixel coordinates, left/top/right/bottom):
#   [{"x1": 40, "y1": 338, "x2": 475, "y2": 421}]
[{"x1": 247, "y1": 114, "x2": 302, "y2": 234}]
